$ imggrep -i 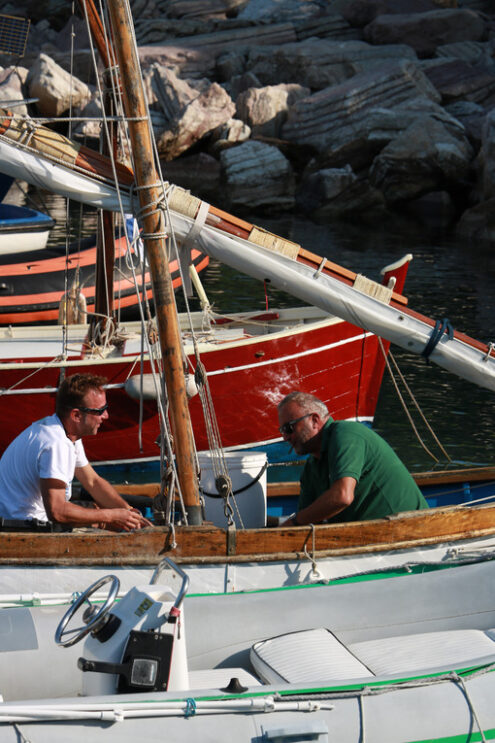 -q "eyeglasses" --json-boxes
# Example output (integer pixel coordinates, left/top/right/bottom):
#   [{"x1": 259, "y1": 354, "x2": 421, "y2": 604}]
[
  {"x1": 279, "y1": 413, "x2": 312, "y2": 435},
  {"x1": 78, "y1": 403, "x2": 109, "y2": 416}
]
